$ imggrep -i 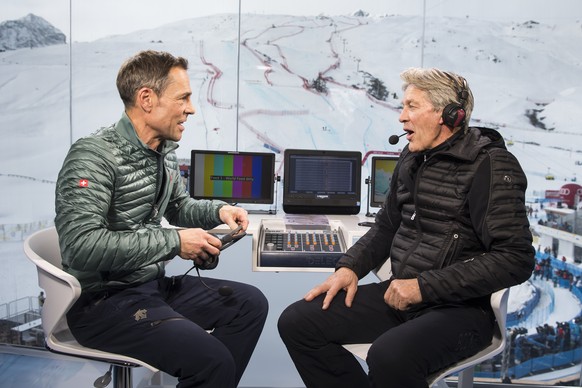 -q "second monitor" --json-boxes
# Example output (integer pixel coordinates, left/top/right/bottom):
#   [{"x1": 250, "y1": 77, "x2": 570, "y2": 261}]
[
  {"x1": 283, "y1": 149, "x2": 362, "y2": 215},
  {"x1": 370, "y1": 155, "x2": 399, "y2": 208}
]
